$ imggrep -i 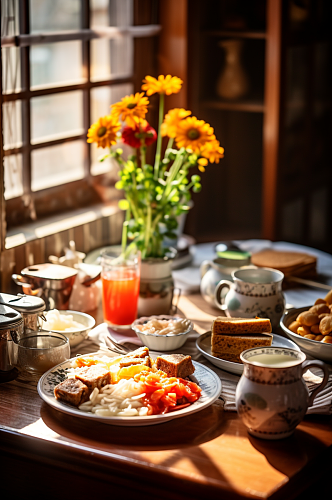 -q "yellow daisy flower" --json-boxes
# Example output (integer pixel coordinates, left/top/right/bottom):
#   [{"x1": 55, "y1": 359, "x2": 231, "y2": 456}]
[
  {"x1": 142, "y1": 75, "x2": 183, "y2": 96},
  {"x1": 110, "y1": 92, "x2": 149, "y2": 129},
  {"x1": 174, "y1": 116, "x2": 215, "y2": 153},
  {"x1": 87, "y1": 115, "x2": 121, "y2": 149},
  {"x1": 200, "y1": 140, "x2": 225, "y2": 164},
  {"x1": 161, "y1": 108, "x2": 192, "y2": 137}
]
